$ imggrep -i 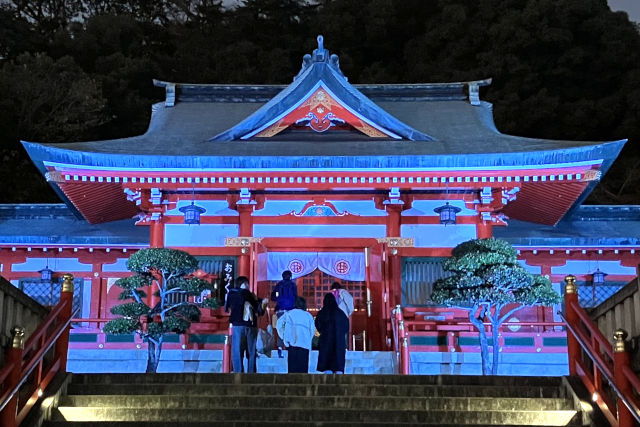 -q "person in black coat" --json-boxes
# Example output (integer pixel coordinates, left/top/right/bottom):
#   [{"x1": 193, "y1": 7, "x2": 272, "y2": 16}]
[
  {"x1": 224, "y1": 276, "x2": 267, "y2": 373},
  {"x1": 315, "y1": 292, "x2": 349, "y2": 374}
]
